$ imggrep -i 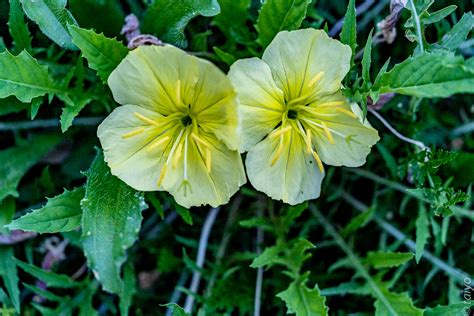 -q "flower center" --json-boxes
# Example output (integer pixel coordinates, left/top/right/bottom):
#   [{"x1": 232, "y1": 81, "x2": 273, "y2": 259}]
[
  {"x1": 287, "y1": 109, "x2": 298, "y2": 119},
  {"x1": 181, "y1": 115, "x2": 193, "y2": 126}
]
